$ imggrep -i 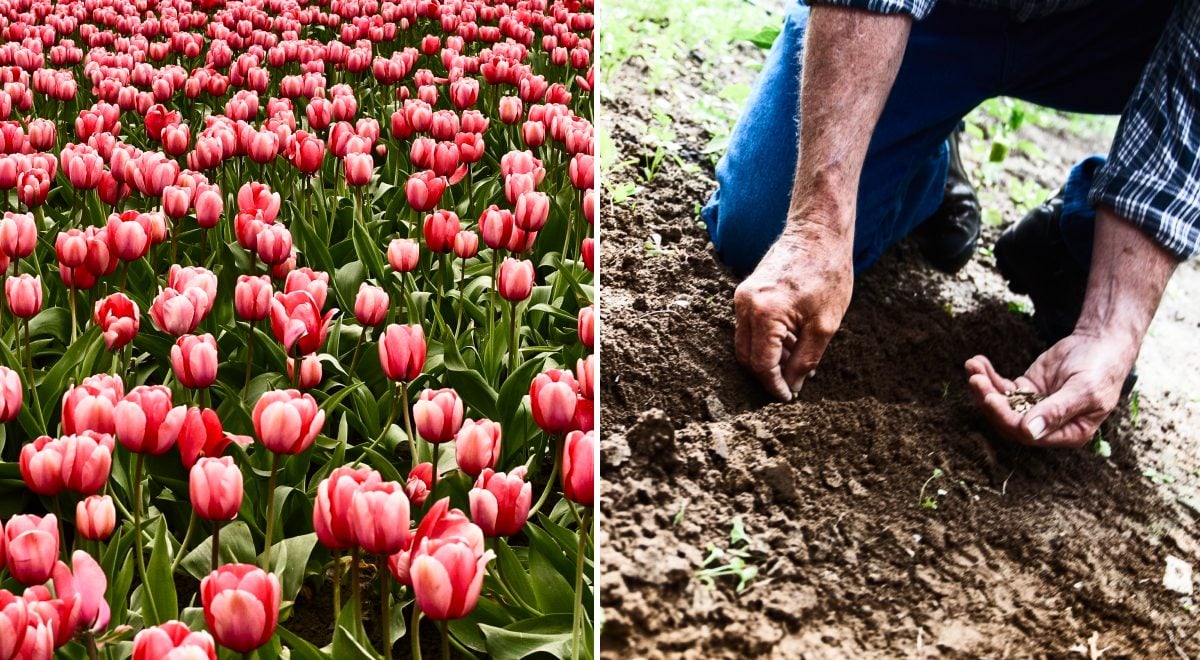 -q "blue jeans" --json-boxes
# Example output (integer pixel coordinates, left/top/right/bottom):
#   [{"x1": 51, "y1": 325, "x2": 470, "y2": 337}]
[{"x1": 702, "y1": 0, "x2": 1174, "y2": 276}]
